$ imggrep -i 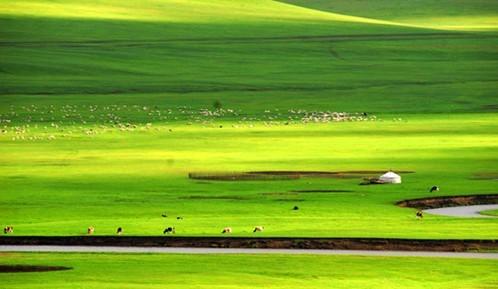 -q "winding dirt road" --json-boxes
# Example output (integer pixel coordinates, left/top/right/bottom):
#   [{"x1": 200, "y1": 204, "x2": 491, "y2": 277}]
[
  {"x1": 423, "y1": 204, "x2": 498, "y2": 218},
  {"x1": 1, "y1": 245, "x2": 498, "y2": 259}
]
